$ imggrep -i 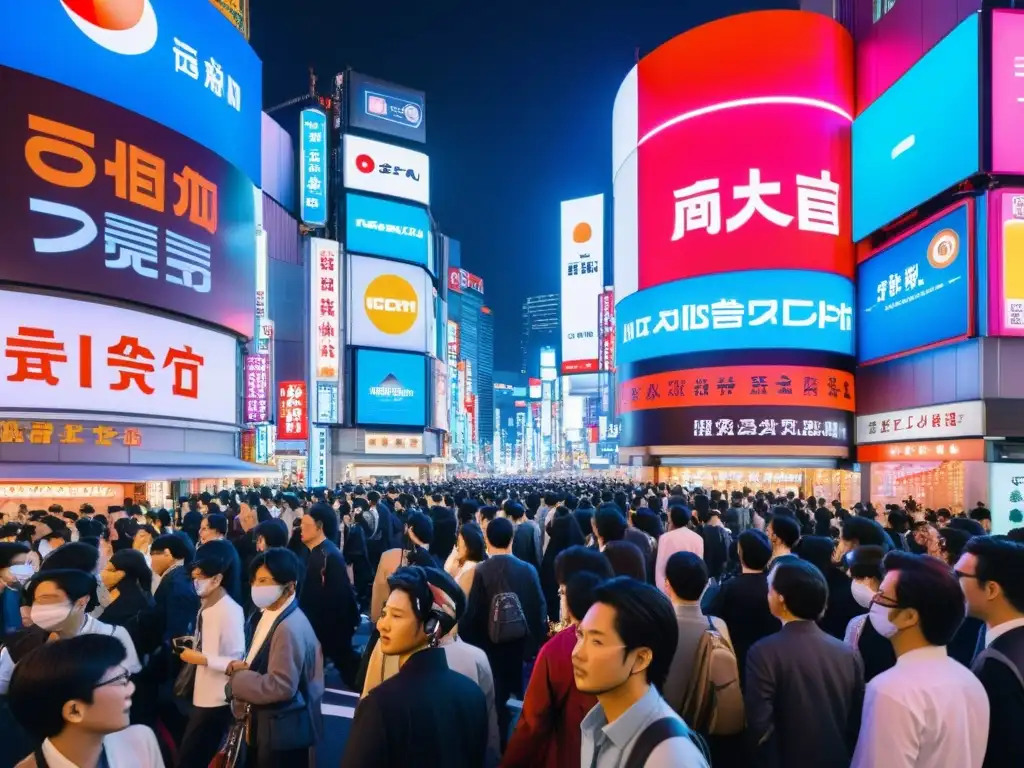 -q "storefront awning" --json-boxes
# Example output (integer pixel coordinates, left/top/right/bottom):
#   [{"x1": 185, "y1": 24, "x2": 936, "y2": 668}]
[{"x1": 0, "y1": 459, "x2": 274, "y2": 482}]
